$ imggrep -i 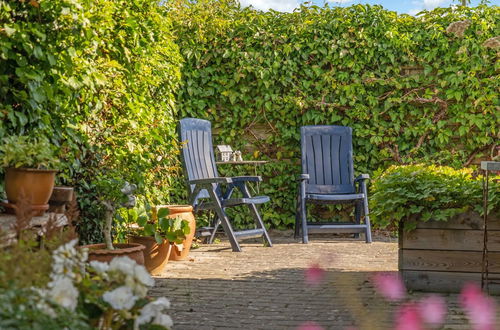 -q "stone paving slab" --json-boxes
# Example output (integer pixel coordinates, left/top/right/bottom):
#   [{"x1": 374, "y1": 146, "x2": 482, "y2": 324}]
[{"x1": 150, "y1": 231, "x2": 494, "y2": 330}]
